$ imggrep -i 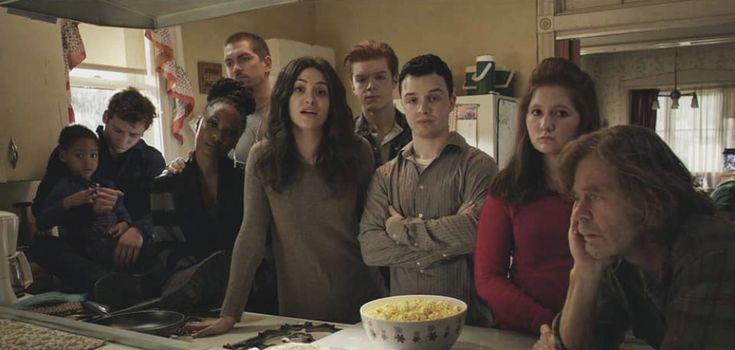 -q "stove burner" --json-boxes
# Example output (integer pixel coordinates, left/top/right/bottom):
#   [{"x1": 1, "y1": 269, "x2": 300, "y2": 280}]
[{"x1": 224, "y1": 322, "x2": 340, "y2": 350}]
